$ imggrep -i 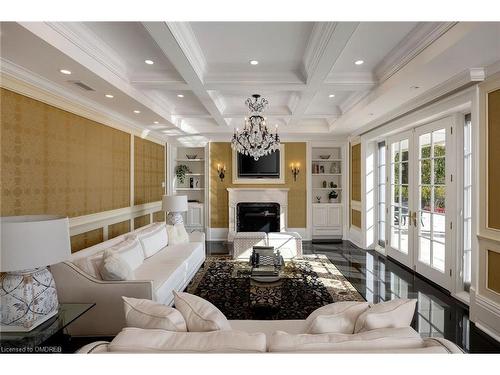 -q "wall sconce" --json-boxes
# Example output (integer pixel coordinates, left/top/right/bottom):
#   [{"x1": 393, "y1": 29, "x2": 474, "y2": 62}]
[
  {"x1": 290, "y1": 163, "x2": 300, "y2": 182},
  {"x1": 217, "y1": 163, "x2": 226, "y2": 182}
]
